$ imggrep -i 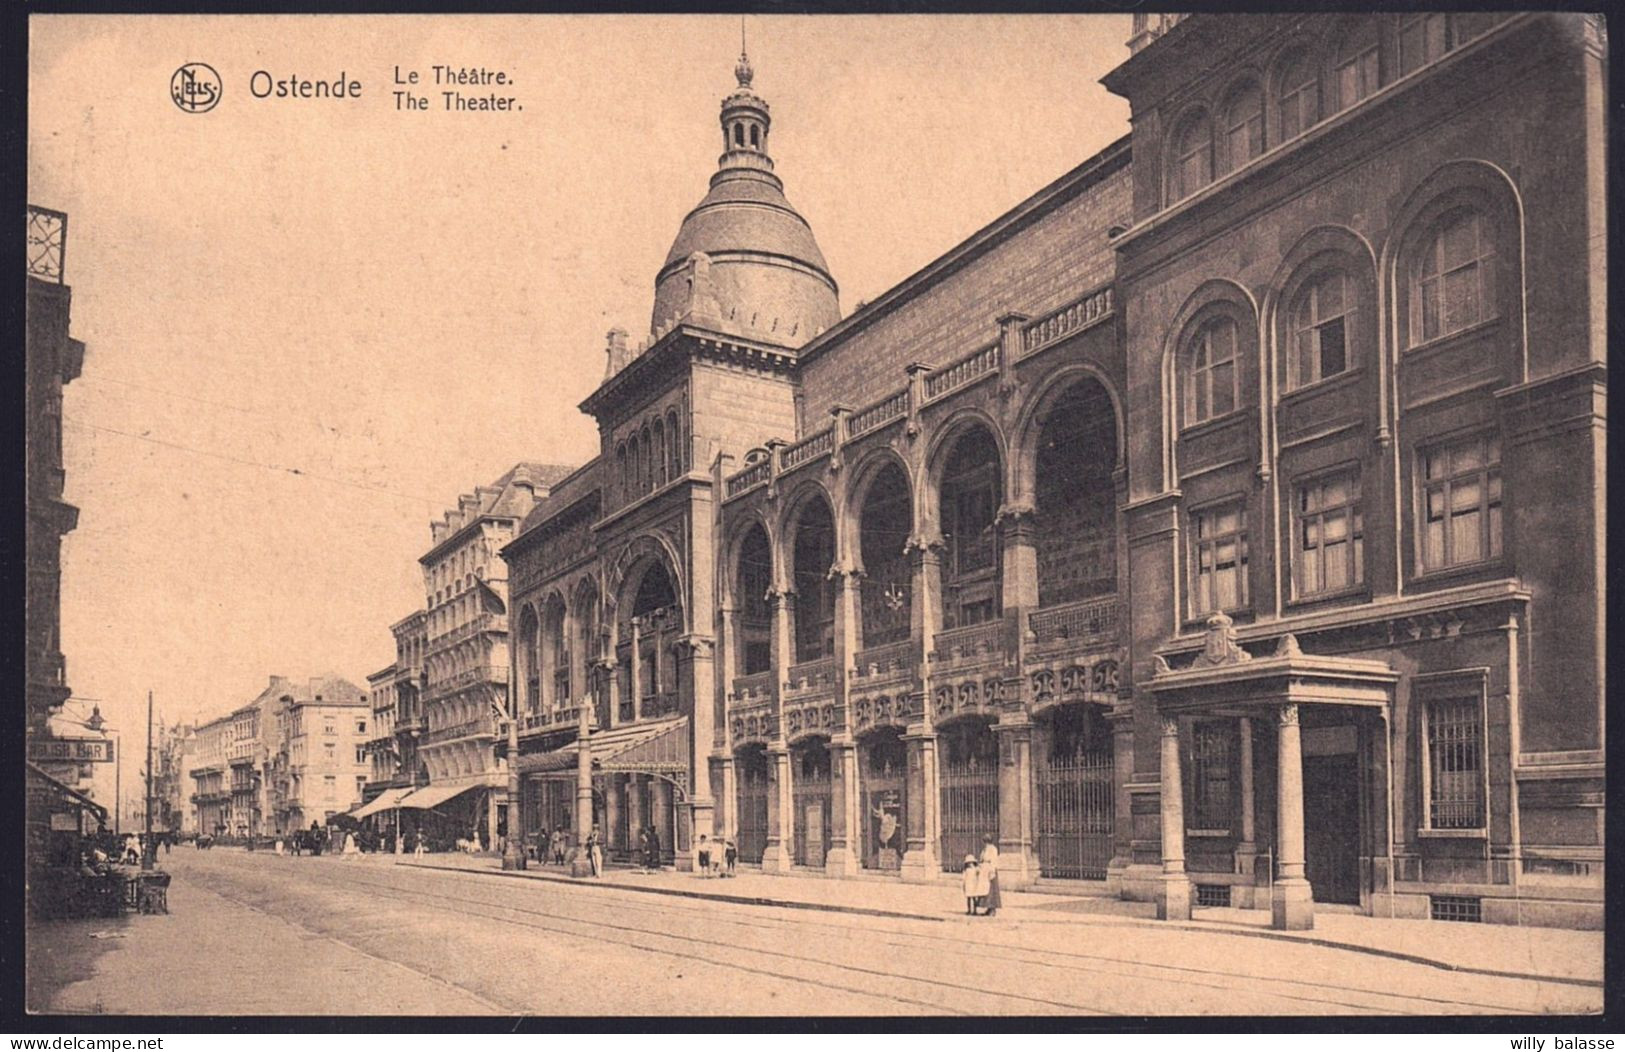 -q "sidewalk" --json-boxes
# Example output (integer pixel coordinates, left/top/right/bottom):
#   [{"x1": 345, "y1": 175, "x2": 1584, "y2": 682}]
[{"x1": 397, "y1": 852, "x2": 1604, "y2": 987}]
